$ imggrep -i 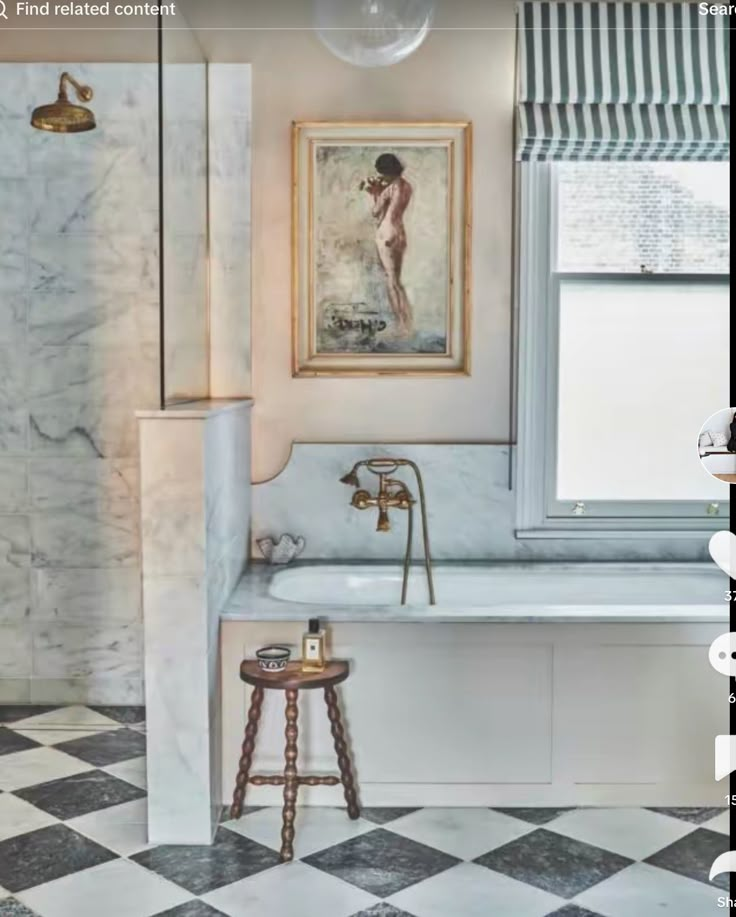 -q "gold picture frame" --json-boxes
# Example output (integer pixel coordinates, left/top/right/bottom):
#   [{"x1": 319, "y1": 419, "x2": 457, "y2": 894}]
[{"x1": 292, "y1": 120, "x2": 472, "y2": 377}]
